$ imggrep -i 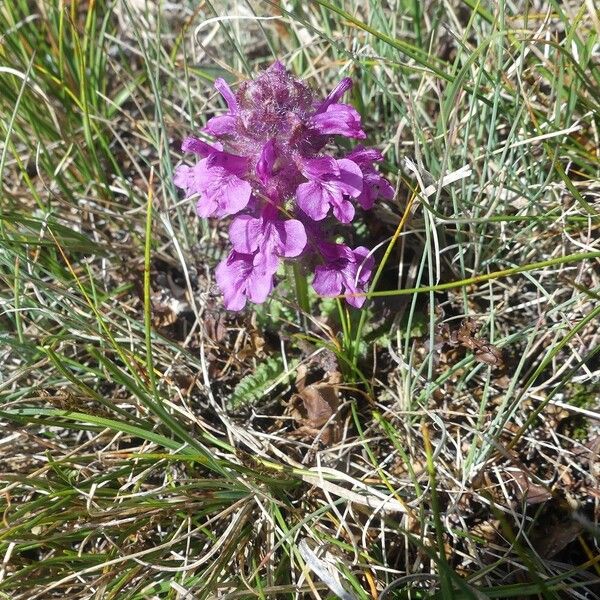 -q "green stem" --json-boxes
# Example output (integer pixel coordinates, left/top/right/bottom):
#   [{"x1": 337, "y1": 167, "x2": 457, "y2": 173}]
[
  {"x1": 292, "y1": 262, "x2": 310, "y2": 315},
  {"x1": 144, "y1": 173, "x2": 157, "y2": 398},
  {"x1": 352, "y1": 191, "x2": 419, "y2": 366},
  {"x1": 362, "y1": 249, "x2": 600, "y2": 299},
  {"x1": 336, "y1": 299, "x2": 350, "y2": 352}
]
